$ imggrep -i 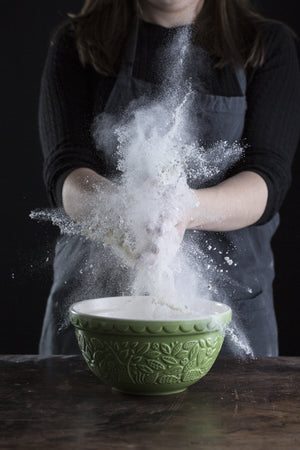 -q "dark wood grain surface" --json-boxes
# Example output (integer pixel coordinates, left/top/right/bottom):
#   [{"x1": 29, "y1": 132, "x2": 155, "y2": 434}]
[{"x1": 1, "y1": 355, "x2": 299, "y2": 449}]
